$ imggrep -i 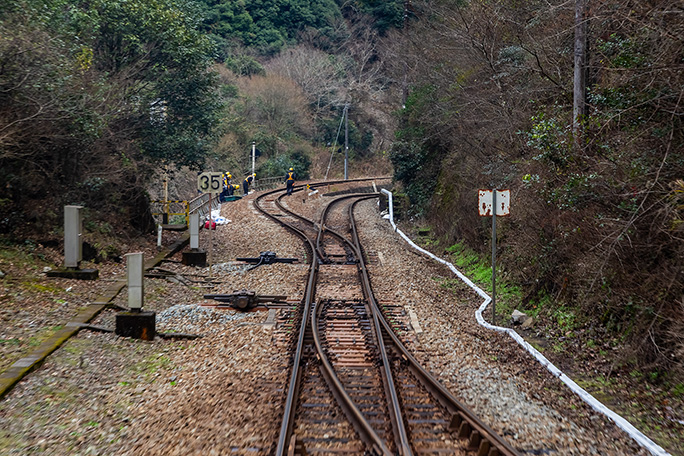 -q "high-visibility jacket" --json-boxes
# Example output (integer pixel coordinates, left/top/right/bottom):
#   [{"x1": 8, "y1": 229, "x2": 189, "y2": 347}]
[{"x1": 286, "y1": 171, "x2": 295, "y2": 182}]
